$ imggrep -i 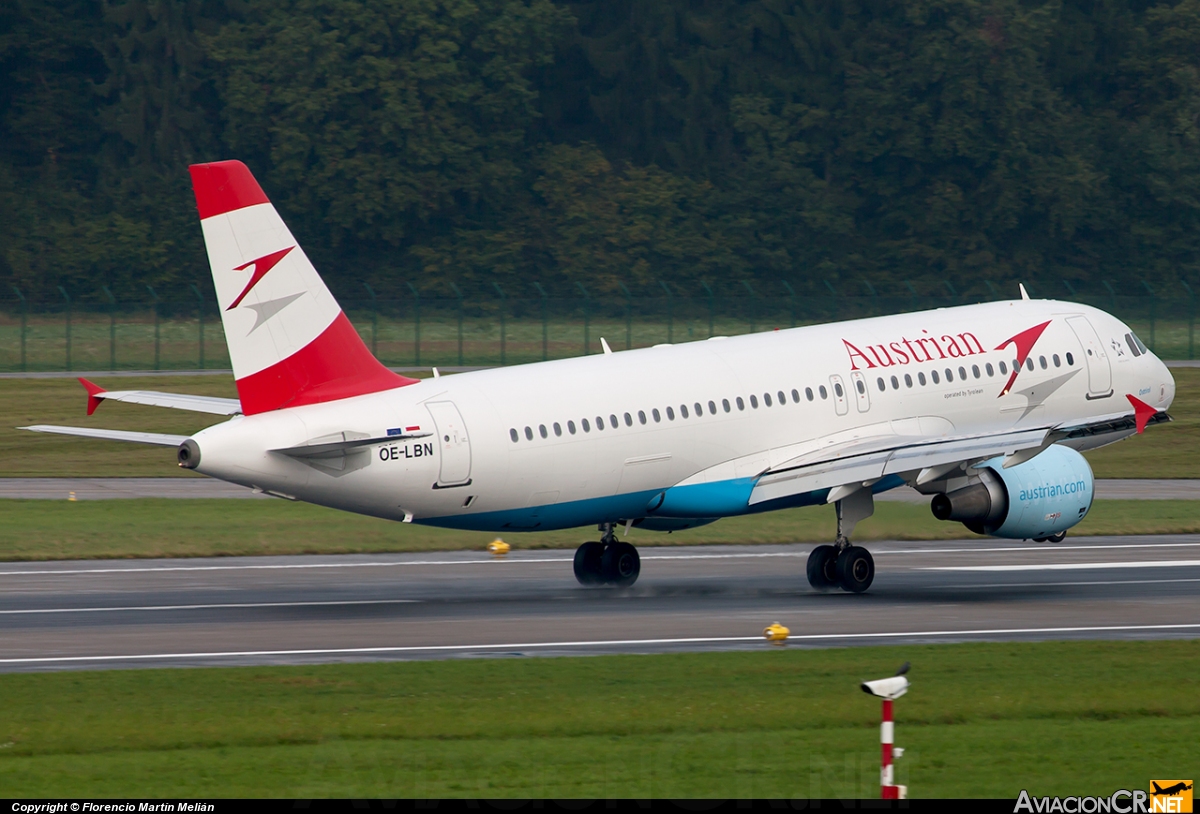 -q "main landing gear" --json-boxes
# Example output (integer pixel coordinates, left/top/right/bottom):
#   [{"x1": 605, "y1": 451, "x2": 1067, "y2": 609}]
[
  {"x1": 1033, "y1": 531, "x2": 1067, "y2": 543},
  {"x1": 807, "y1": 488, "x2": 876, "y2": 594},
  {"x1": 574, "y1": 523, "x2": 641, "y2": 588}
]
